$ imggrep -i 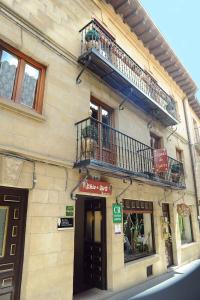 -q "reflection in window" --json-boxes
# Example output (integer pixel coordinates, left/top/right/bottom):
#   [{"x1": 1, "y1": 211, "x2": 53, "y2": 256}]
[
  {"x1": 102, "y1": 109, "x2": 111, "y2": 148},
  {"x1": 123, "y1": 203, "x2": 154, "y2": 262},
  {"x1": 0, "y1": 207, "x2": 8, "y2": 257},
  {"x1": 179, "y1": 214, "x2": 193, "y2": 245},
  {"x1": 21, "y1": 64, "x2": 39, "y2": 108},
  {"x1": 90, "y1": 102, "x2": 98, "y2": 119},
  {"x1": 0, "y1": 50, "x2": 18, "y2": 99},
  {"x1": 0, "y1": 41, "x2": 45, "y2": 112},
  {"x1": 86, "y1": 211, "x2": 93, "y2": 241},
  {"x1": 94, "y1": 211, "x2": 101, "y2": 242}
]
